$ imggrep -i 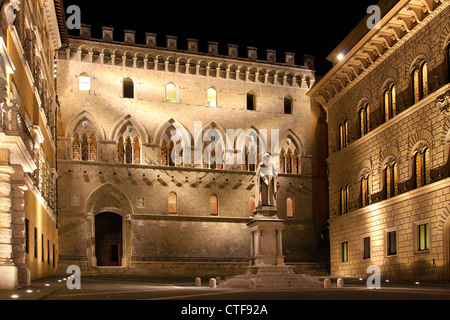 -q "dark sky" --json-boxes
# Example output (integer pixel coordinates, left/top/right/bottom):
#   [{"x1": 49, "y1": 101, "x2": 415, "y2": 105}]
[{"x1": 63, "y1": 0, "x2": 377, "y2": 75}]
